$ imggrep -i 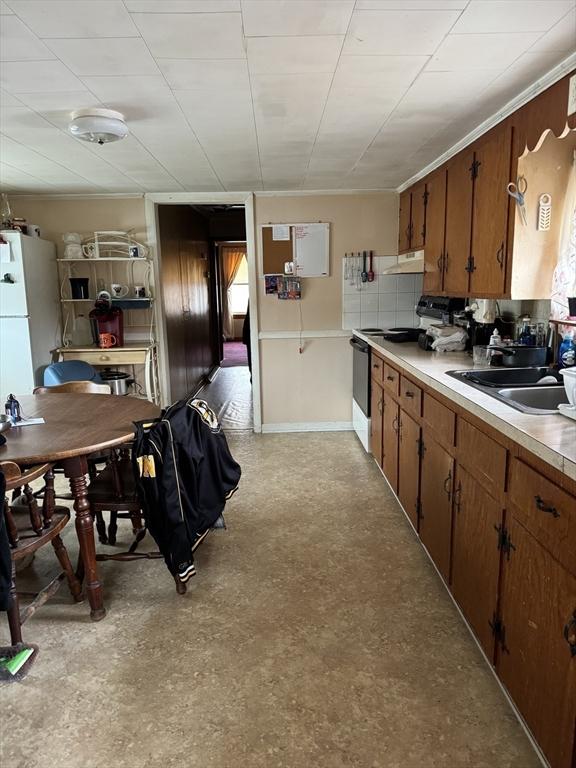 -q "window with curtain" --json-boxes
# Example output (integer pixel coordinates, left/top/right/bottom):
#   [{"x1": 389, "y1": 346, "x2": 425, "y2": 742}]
[{"x1": 230, "y1": 255, "x2": 249, "y2": 314}]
